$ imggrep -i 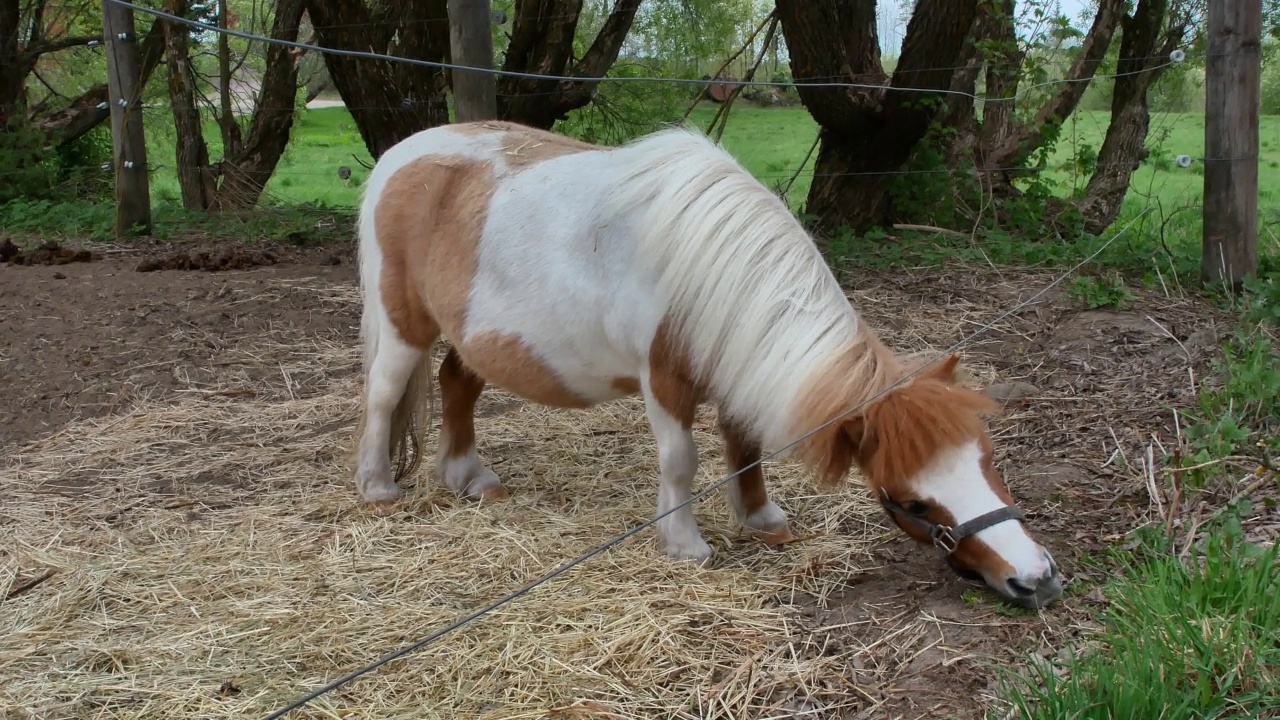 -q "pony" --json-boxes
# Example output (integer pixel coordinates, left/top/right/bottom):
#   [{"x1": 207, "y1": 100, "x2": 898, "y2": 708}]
[{"x1": 349, "y1": 120, "x2": 1063, "y2": 610}]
